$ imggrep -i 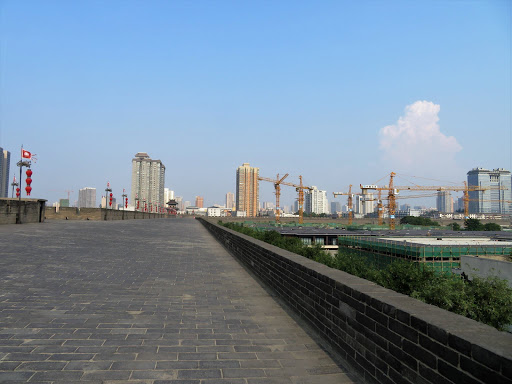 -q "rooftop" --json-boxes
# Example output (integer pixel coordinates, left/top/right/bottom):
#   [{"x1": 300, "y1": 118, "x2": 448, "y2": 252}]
[{"x1": 378, "y1": 237, "x2": 512, "y2": 246}]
